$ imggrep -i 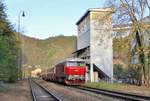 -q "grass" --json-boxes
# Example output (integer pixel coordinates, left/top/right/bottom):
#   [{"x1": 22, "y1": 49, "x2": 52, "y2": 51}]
[
  {"x1": 0, "y1": 82, "x2": 15, "y2": 92},
  {"x1": 83, "y1": 81, "x2": 130, "y2": 91},
  {"x1": 83, "y1": 81, "x2": 150, "y2": 97}
]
